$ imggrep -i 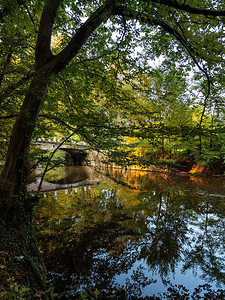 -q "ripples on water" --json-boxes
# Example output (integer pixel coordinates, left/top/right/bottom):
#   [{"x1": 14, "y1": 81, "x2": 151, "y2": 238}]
[{"x1": 35, "y1": 167, "x2": 225, "y2": 299}]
